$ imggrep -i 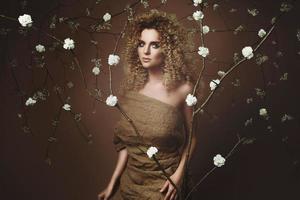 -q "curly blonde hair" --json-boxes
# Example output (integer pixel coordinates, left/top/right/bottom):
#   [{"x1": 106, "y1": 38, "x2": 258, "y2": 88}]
[{"x1": 119, "y1": 9, "x2": 196, "y2": 95}]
